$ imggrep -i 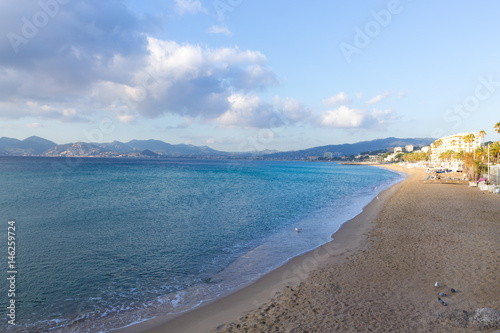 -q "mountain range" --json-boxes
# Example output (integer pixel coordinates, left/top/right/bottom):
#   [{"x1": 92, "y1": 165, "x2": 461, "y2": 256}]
[
  {"x1": 0, "y1": 136, "x2": 230, "y2": 158},
  {"x1": 0, "y1": 136, "x2": 435, "y2": 159},
  {"x1": 264, "y1": 137, "x2": 435, "y2": 159}
]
